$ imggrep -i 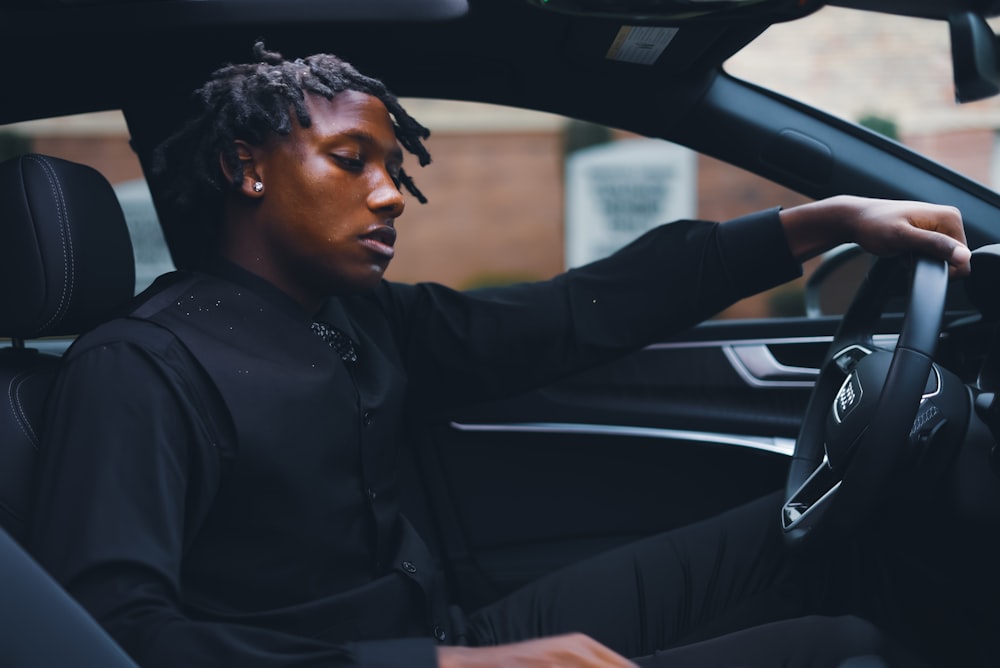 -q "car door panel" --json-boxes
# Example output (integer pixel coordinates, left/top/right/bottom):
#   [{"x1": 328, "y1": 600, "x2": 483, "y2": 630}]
[{"x1": 407, "y1": 316, "x2": 845, "y2": 610}]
